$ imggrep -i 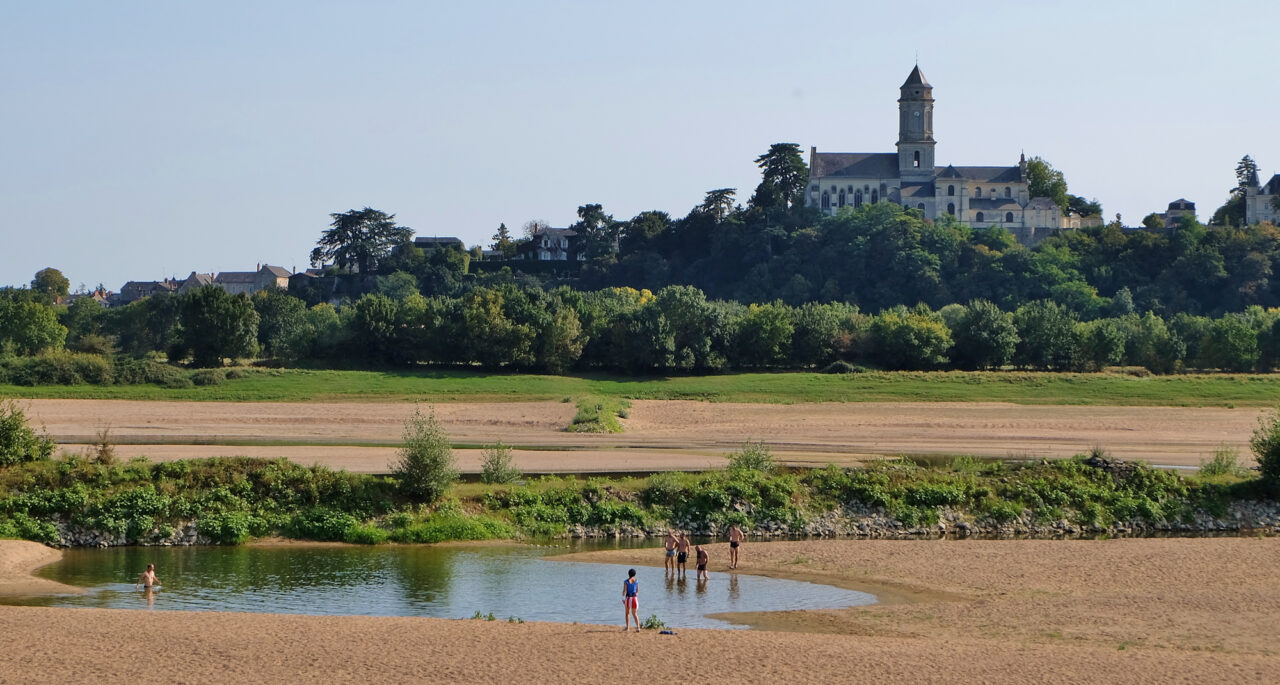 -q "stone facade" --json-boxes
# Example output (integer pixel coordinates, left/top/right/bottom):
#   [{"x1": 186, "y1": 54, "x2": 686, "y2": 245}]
[
  {"x1": 1245, "y1": 171, "x2": 1280, "y2": 225},
  {"x1": 806, "y1": 66, "x2": 1067, "y2": 246}
]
